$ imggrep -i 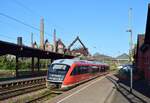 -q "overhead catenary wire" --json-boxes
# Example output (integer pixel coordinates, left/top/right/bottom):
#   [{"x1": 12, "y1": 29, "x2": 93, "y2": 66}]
[
  {"x1": 0, "y1": 19, "x2": 35, "y2": 45},
  {"x1": 12, "y1": 0, "x2": 71, "y2": 43},
  {"x1": 12, "y1": 0, "x2": 58, "y2": 38},
  {"x1": 0, "y1": 34, "x2": 16, "y2": 40},
  {"x1": 0, "y1": 13, "x2": 70, "y2": 46},
  {"x1": 0, "y1": 19, "x2": 35, "y2": 35},
  {"x1": 0, "y1": 20, "x2": 31, "y2": 44},
  {"x1": 13, "y1": 0, "x2": 41, "y2": 17},
  {"x1": 0, "y1": 13, "x2": 83, "y2": 49},
  {"x1": 0, "y1": 13, "x2": 52, "y2": 38},
  {"x1": 0, "y1": 34, "x2": 29, "y2": 45},
  {"x1": 0, "y1": 1, "x2": 78, "y2": 47}
]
